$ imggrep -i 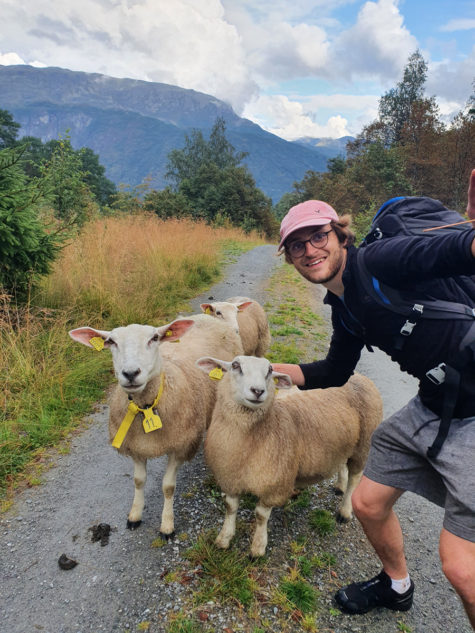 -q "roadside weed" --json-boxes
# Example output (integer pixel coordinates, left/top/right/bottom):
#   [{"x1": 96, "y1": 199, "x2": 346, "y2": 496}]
[
  {"x1": 184, "y1": 531, "x2": 259, "y2": 607},
  {"x1": 167, "y1": 611, "x2": 202, "y2": 633},
  {"x1": 309, "y1": 509, "x2": 336, "y2": 536},
  {"x1": 397, "y1": 621, "x2": 413, "y2": 632},
  {"x1": 279, "y1": 576, "x2": 320, "y2": 614}
]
